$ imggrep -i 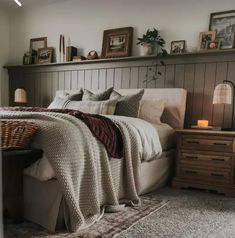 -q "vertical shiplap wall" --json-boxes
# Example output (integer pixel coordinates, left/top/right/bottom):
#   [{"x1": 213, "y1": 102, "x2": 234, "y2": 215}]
[{"x1": 7, "y1": 52, "x2": 235, "y2": 128}]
